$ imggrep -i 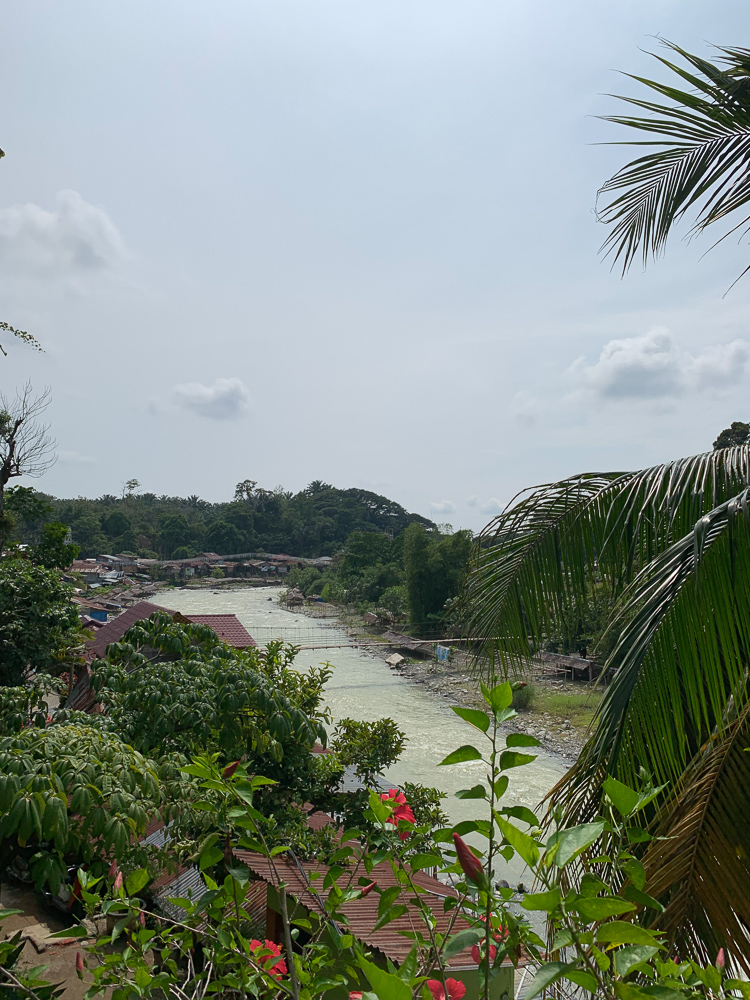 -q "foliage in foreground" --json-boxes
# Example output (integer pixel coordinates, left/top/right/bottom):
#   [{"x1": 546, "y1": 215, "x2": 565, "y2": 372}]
[{"x1": 2, "y1": 681, "x2": 745, "y2": 1000}]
